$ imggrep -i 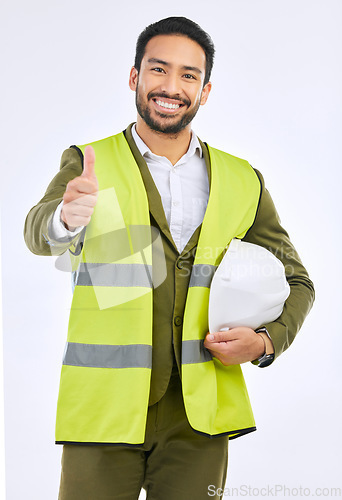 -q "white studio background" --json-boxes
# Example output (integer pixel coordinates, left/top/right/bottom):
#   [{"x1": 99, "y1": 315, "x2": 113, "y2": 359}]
[{"x1": 1, "y1": 0, "x2": 341, "y2": 499}]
